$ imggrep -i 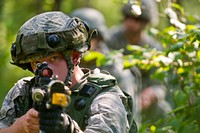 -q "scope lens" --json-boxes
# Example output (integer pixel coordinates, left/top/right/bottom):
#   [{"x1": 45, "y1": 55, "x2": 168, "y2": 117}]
[{"x1": 42, "y1": 68, "x2": 53, "y2": 77}]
